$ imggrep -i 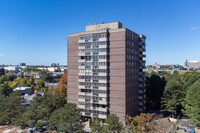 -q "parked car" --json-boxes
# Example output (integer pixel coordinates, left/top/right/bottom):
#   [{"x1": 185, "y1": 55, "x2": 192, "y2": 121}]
[
  {"x1": 36, "y1": 93, "x2": 42, "y2": 97},
  {"x1": 36, "y1": 126, "x2": 48, "y2": 132},
  {"x1": 27, "y1": 127, "x2": 36, "y2": 133}
]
